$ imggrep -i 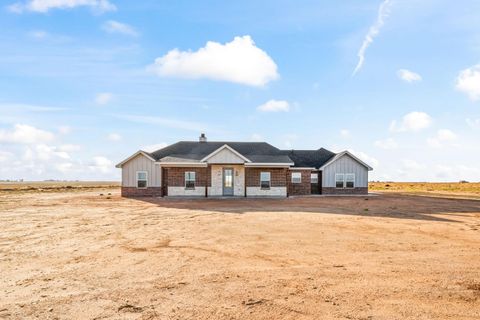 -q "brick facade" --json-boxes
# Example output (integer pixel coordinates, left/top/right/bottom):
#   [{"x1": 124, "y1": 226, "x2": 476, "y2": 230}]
[
  {"x1": 287, "y1": 170, "x2": 312, "y2": 196},
  {"x1": 121, "y1": 187, "x2": 163, "y2": 197},
  {"x1": 122, "y1": 166, "x2": 368, "y2": 198},
  {"x1": 322, "y1": 187, "x2": 368, "y2": 195},
  {"x1": 245, "y1": 168, "x2": 287, "y2": 187},
  {"x1": 164, "y1": 167, "x2": 208, "y2": 187}
]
